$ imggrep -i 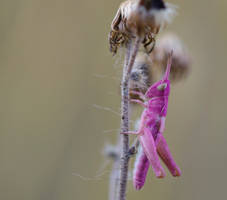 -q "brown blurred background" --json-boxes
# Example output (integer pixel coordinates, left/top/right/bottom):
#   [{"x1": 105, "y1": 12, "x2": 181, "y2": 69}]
[{"x1": 0, "y1": 0, "x2": 227, "y2": 200}]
